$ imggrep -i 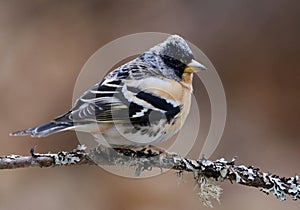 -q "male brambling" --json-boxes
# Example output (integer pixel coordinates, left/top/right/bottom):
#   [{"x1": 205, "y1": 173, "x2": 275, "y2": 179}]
[{"x1": 11, "y1": 35, "x2": 206, "y2": 147}]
